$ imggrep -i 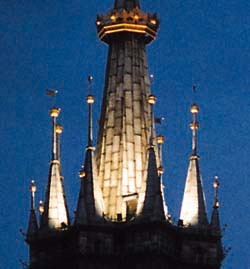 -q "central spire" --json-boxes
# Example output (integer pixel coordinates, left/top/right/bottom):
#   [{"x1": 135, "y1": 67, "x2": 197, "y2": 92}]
[{"x1": 96, "y1": 3, "x2": 161, "y2": 221}]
